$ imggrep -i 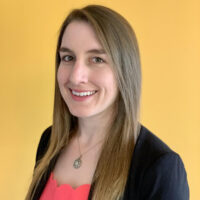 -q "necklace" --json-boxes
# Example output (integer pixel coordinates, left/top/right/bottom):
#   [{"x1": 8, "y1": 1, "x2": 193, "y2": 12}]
[{"x1": 73, "y1": 135, "x2": 104, "y2": 169}]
